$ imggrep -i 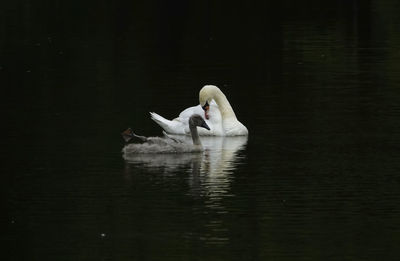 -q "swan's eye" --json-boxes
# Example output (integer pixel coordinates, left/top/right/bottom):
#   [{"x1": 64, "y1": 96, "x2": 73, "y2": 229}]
[{"x1": 202, "y1": 101, "x2": 209, "y2": 111}]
